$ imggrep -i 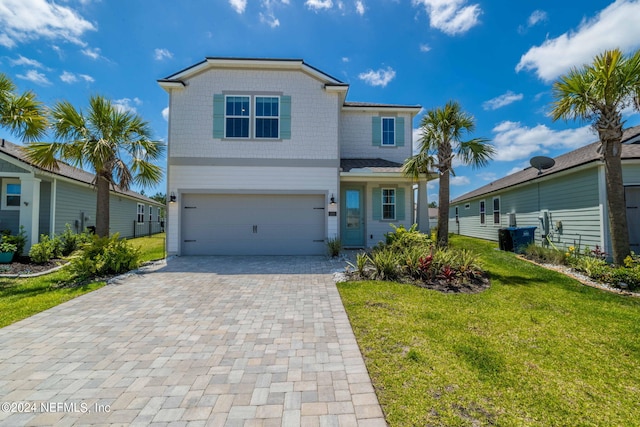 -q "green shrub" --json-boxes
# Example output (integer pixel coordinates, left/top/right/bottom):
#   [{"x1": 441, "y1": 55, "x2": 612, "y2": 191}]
[
  {"x1": 29, "y1": 235, "x2": 55, "y2": 264},
  {"x1": 68, "y1": 234, "x2": 141, "y2": 281},
  {"x1": 370, "y1": 248, "x2": 399, "y2": 280},
  {"x1": 59, "y1": 224, "x2": 91, "y2": 256},
  {"x1": 524, "y1": 244, "x2": 567, "y2": 265},
  {"x1": 327, "y1": 237, "x2": 341, "y2": 258},
  {"x1": 1, "y1": 226, "x2": 27, "y2": 256},
  {"x1": 384, "y1": 224, "x2": 431, "y2": 252},
  {"x1": 347, "y1": 251, "x2": 370, "y2": 276}
]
